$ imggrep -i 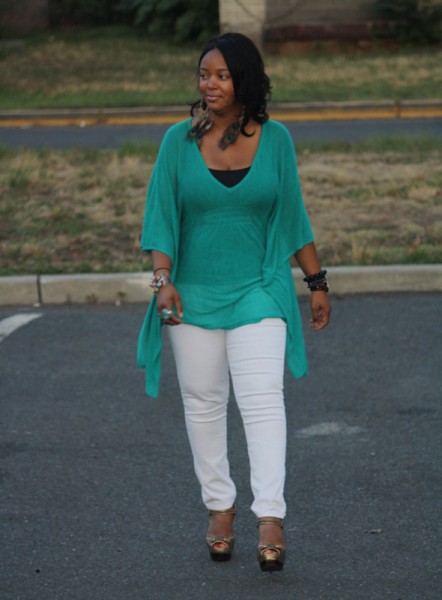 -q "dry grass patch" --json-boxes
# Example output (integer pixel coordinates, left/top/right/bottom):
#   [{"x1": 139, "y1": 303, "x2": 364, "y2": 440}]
[
  {"x1": 297, "y1": 148, "x2": 442, "y2": 265},
  {"x1": 0, "y1": 146, "x2": 156, "y2": 274},
  {"x1": 1, "y1": 29, "x2": 441, "y2": 108},
  {"x1": 0, "y1": 140, "x2": 441, "y2": 275},
  {"x1": 267, "y1": 51, "x2": 442, "y2": 100}
]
